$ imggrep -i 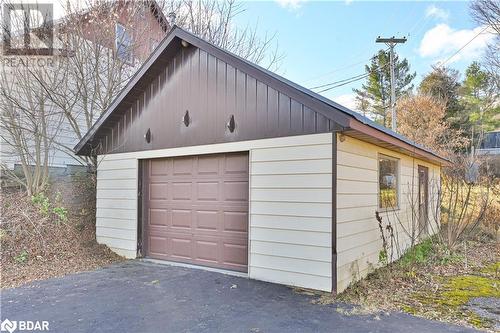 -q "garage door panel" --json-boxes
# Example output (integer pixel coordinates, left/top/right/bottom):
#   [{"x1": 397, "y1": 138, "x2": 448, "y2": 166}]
[
  {"x1": 225, "y1": 154, "x2": 249, "y2": 174},
  {"x1": 150, "y1": 183, "x2": 168, "y2": 200},
  {"x1": 173, "y1": 157, "x2": 193, "y2": 175},
  {"x1": 194, "y1": 240, "x2": 219, "y2": 262},
  {"x1": 222, "y1": 241, "x2": 248, "y2": 271},
  {"x1": 147, "y1": 226, "x2": 169, "y2": 237},
  {"x1": 197, "y1": 155, "x2": 220, "y2": 175},
  {"x1": 149, "y1": 208, "x2": 169, "y2": 226},
  {"x1": 149, "y1": 236, "x2": 168, "y2": 255},
  {"x1": 197, "y1": 182, "x2": 219, "y2": 200},
  {"x1": 224, "y1": 181, "x2": 249, "y2": 201},
  {"x1": 144, "y1": 152, "x2": 249, "y2": 272},
  {"x1": 169, "y1": 237, "x2": 193, "y2": 259},
  {"x1": 195, "y1": 210, "x2": 219, "y2": 230},
  {"x1": 150, "y1": 159, "x2": 169, "y2": 175},
  {"x1": 171, "y1": 182, "x2": 192, "y2": 200},
  {"x1": 223, "y1": 211, "x2": 248, "y2": 233},
  {"x1": 171, "y1": 209, "x2": 192, "y2": 229}
]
